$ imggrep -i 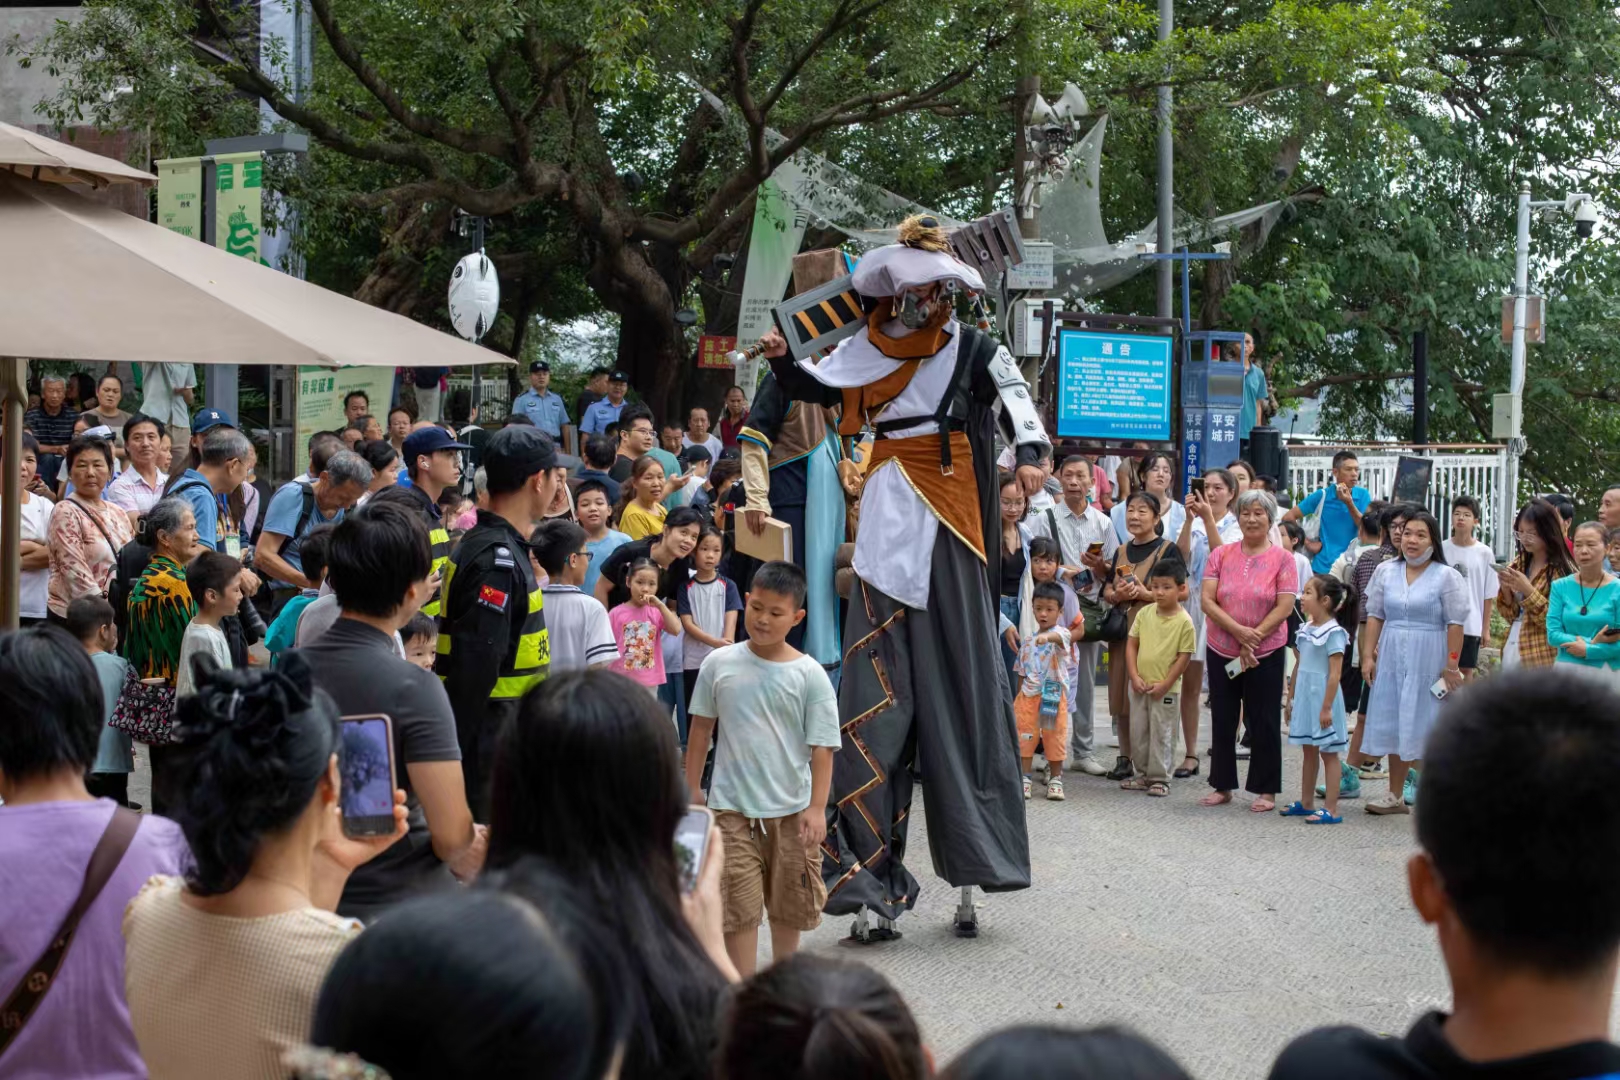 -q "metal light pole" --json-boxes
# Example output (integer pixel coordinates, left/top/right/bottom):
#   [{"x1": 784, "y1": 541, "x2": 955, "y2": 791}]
[
  {"x1": 1505, "y1": 181, "x2": 1596, "y2": 536},
  {"x1": 1155, "y1": 0, "x2": 1174, "y2": 323}
]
